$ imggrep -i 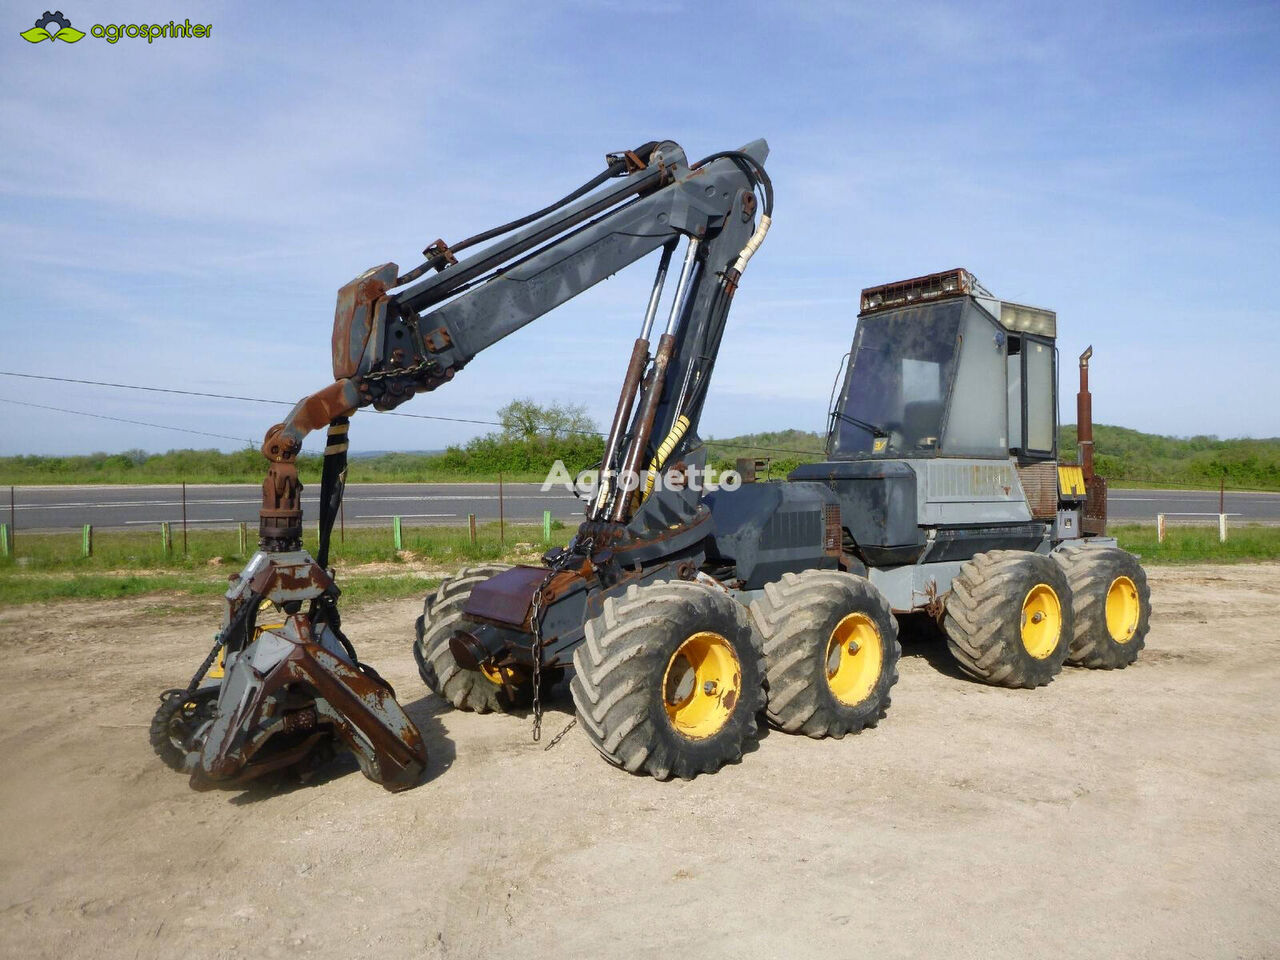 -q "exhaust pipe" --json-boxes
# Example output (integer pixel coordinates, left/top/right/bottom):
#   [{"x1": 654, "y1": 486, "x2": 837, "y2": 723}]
[{"x1": 1077, "y1": 346, "x2": 1094, "y2": 479}]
